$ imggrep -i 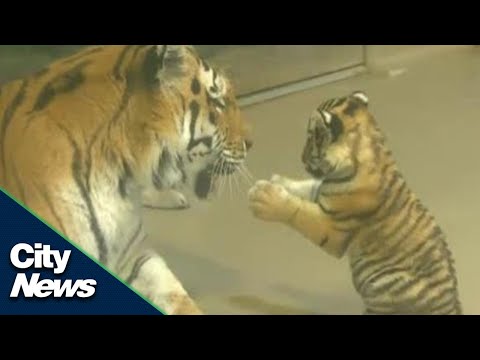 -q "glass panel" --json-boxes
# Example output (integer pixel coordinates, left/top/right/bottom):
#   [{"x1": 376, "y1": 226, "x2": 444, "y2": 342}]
[
  {"x1": 0, "y1": 46, "x2": 365, "y2": 96},
  {"x1": 196, "y1": 45, "x2": 365, "y2": 96}
]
